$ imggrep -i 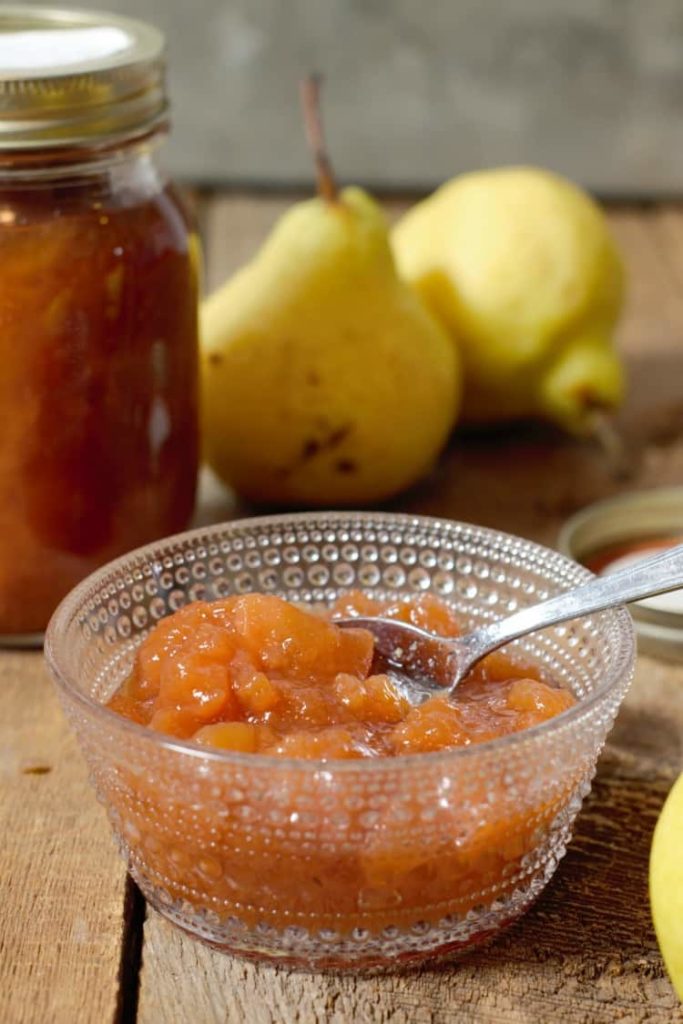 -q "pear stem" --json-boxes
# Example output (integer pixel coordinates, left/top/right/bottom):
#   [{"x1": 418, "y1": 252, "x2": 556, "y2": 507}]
[
  {"x1": 300, "y1": 74, "x2": 338, "y2": 203},
  {"x1": 587, "y1": 411, "x2": 635, "y2": 480}
]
